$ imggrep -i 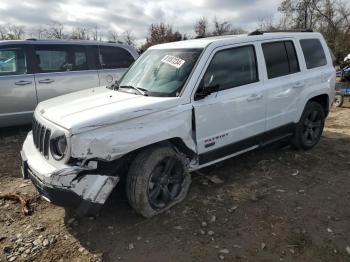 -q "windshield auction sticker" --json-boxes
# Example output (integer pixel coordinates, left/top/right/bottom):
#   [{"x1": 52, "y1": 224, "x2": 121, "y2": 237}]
[{"x1": 161, "y1": 55, "x2": 186, "y2": 68}]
